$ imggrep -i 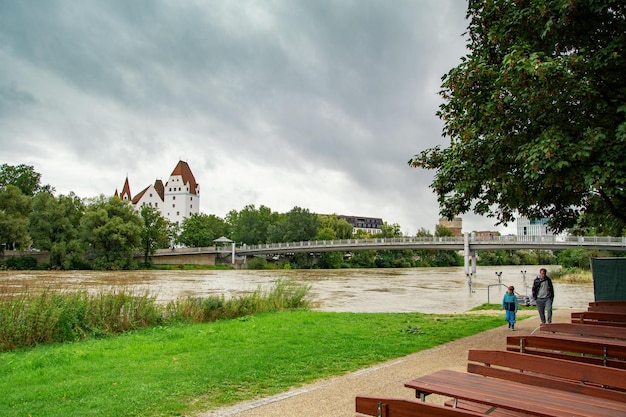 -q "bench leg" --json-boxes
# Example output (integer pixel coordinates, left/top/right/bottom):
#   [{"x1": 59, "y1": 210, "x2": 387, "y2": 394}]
[{"x1": 415, "y1": 390, "x2": 429, "y2": 402}]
